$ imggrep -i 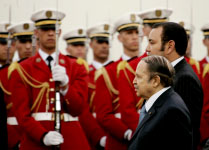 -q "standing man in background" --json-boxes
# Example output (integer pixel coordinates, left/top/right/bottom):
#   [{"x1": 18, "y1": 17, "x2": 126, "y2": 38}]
[
  {"x1": 200, "y1": 23, "x2": 209, "y2": 75},
  {"x1": 94, "y1": 12, "x2": 141, "y2": 150},
  {"x1": 10, "y1": 9, "x2": 90, "y2": 150},
  {"x1": 146, "y1": 22, "x2": 203, "y2": 150},
  {"x1": 63, "y1": 27, "x2": 88, "y2": 60},
  {"x1": 118, "y1": 8, "x2": 172, "y2": 133},
  {"x1": 63, "y1": 26, "x2": 107, "y2": 150}
]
